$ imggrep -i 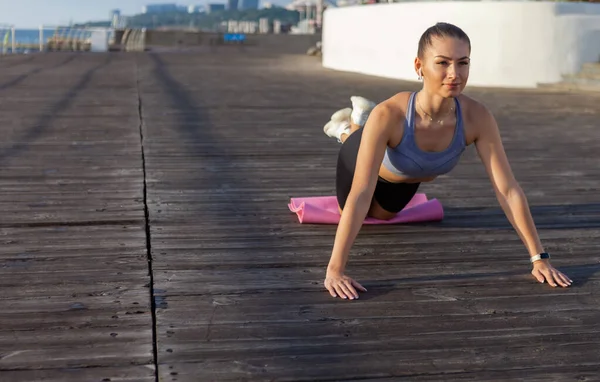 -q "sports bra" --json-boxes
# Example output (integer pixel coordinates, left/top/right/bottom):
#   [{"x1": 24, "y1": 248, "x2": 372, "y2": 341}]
[{"x1": 382, "y1": 92, "x2": 467, "y2": 178}]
